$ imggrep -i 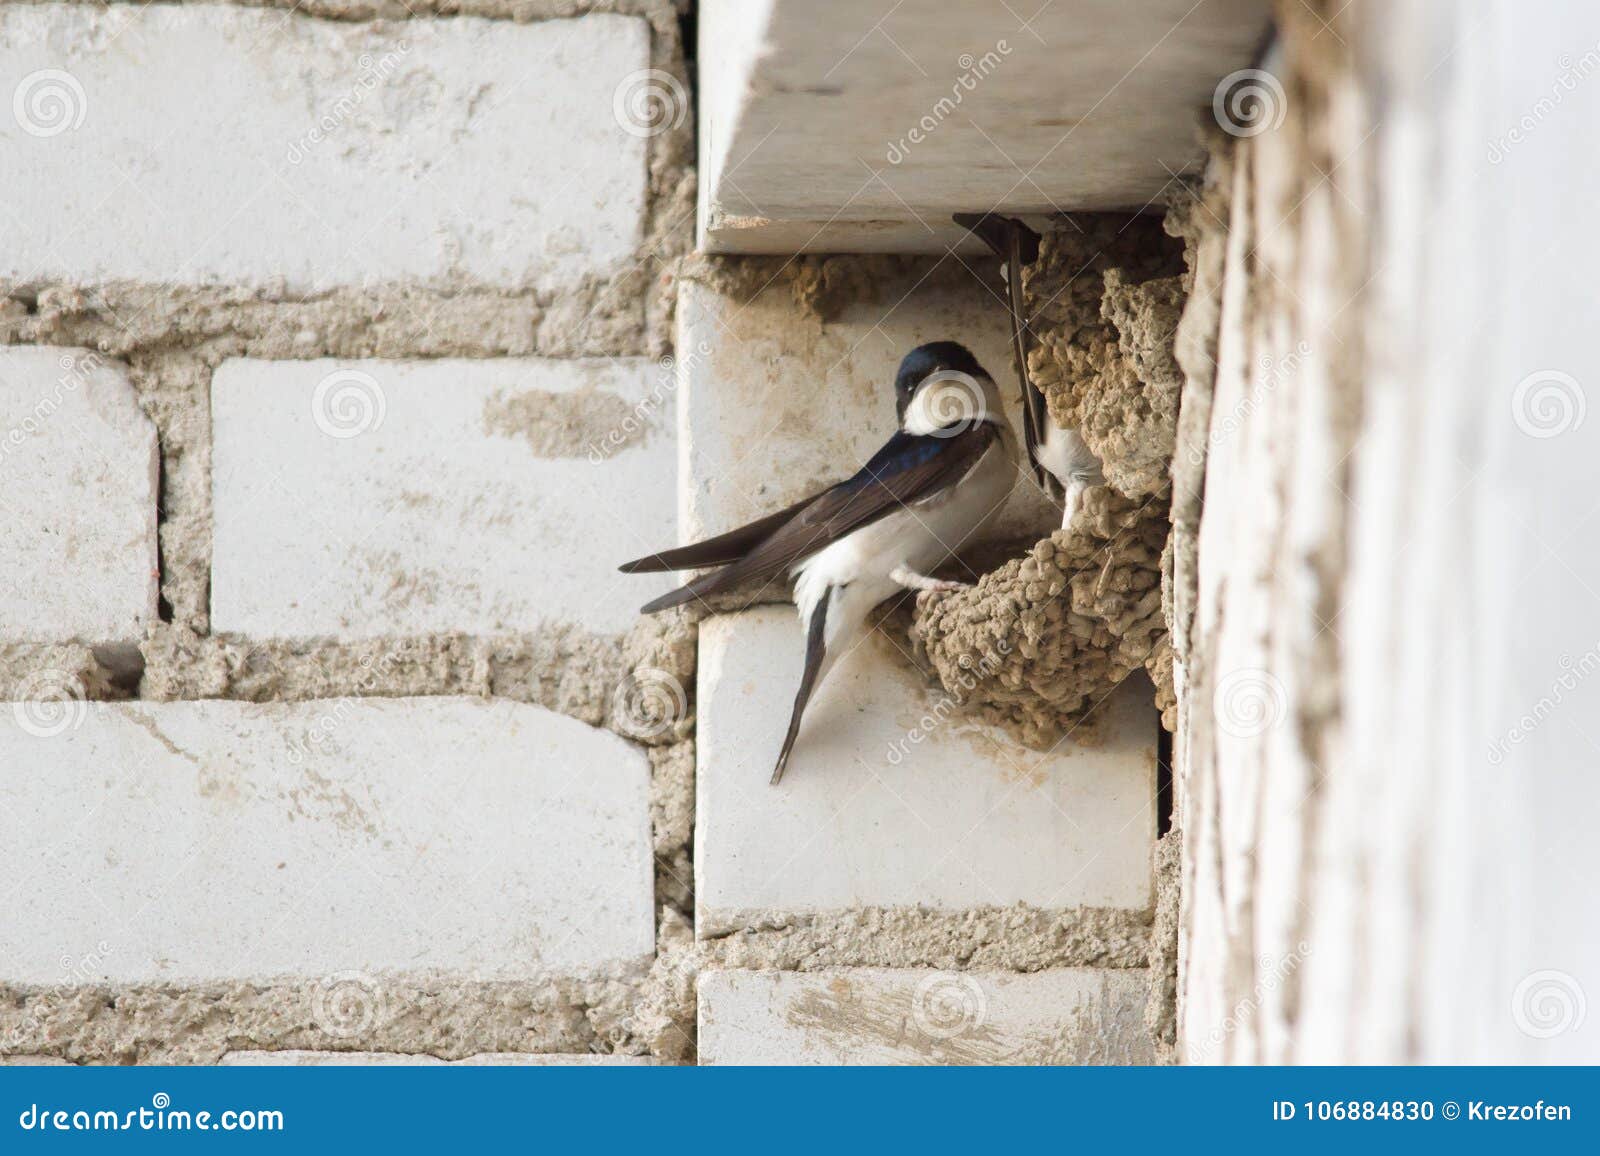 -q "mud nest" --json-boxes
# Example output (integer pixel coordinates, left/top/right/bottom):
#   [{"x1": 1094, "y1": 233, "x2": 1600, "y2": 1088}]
[
  {"x1": 908, "y1": 214, "x2": 1188, "y2": 741},
  {"x1": 911, "y1": 486, "x2": 1171, "y2": 746}
]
